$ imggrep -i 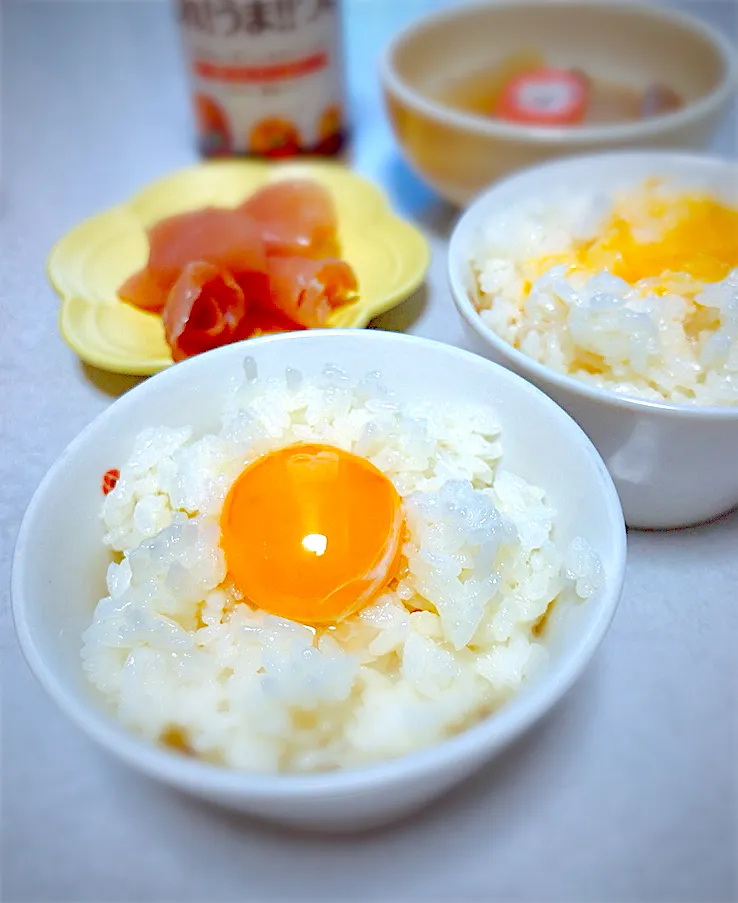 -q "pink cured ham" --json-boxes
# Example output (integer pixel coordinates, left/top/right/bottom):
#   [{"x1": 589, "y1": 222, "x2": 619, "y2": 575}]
[
  {"x1": 265, "y1": 257, "x2": 358, "y2": 328},
  {"x1": 119, "y1": 207, "x2": 269, "y2": 313},
  {"x1": 162, "y1": 261, "x2": 246, "y2": 362},
  {"x1": 240, "y1": 179, "x2": 339, "y2": 259}
]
